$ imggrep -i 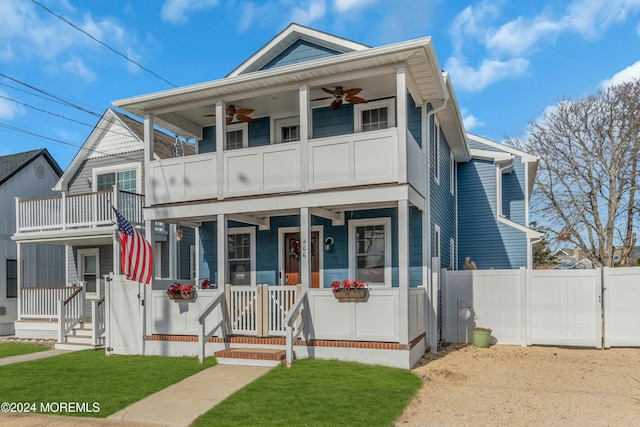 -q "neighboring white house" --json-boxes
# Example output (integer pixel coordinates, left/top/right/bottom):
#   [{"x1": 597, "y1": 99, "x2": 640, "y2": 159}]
[{"x1": 0, "y1": 149, "x2": 64, "y2": 335}]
